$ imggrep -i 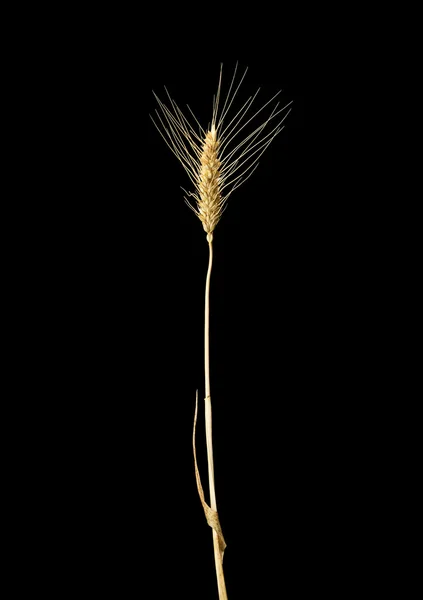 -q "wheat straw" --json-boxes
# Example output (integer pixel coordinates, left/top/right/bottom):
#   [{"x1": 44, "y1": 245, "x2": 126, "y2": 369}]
[{"x1": 151, "y1": 63, "x2": 292, "y2": 599}]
